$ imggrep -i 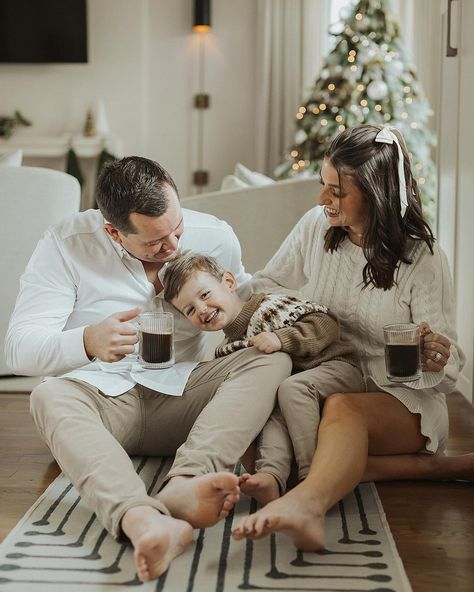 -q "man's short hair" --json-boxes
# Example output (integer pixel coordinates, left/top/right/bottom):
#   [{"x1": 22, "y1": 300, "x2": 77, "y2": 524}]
[
  {"x1": 163, "y1": 250, "x2": 226, "y2": 303},
  {"x1": 95, "y1": 156, "x2": 179, "y2": 234}
]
